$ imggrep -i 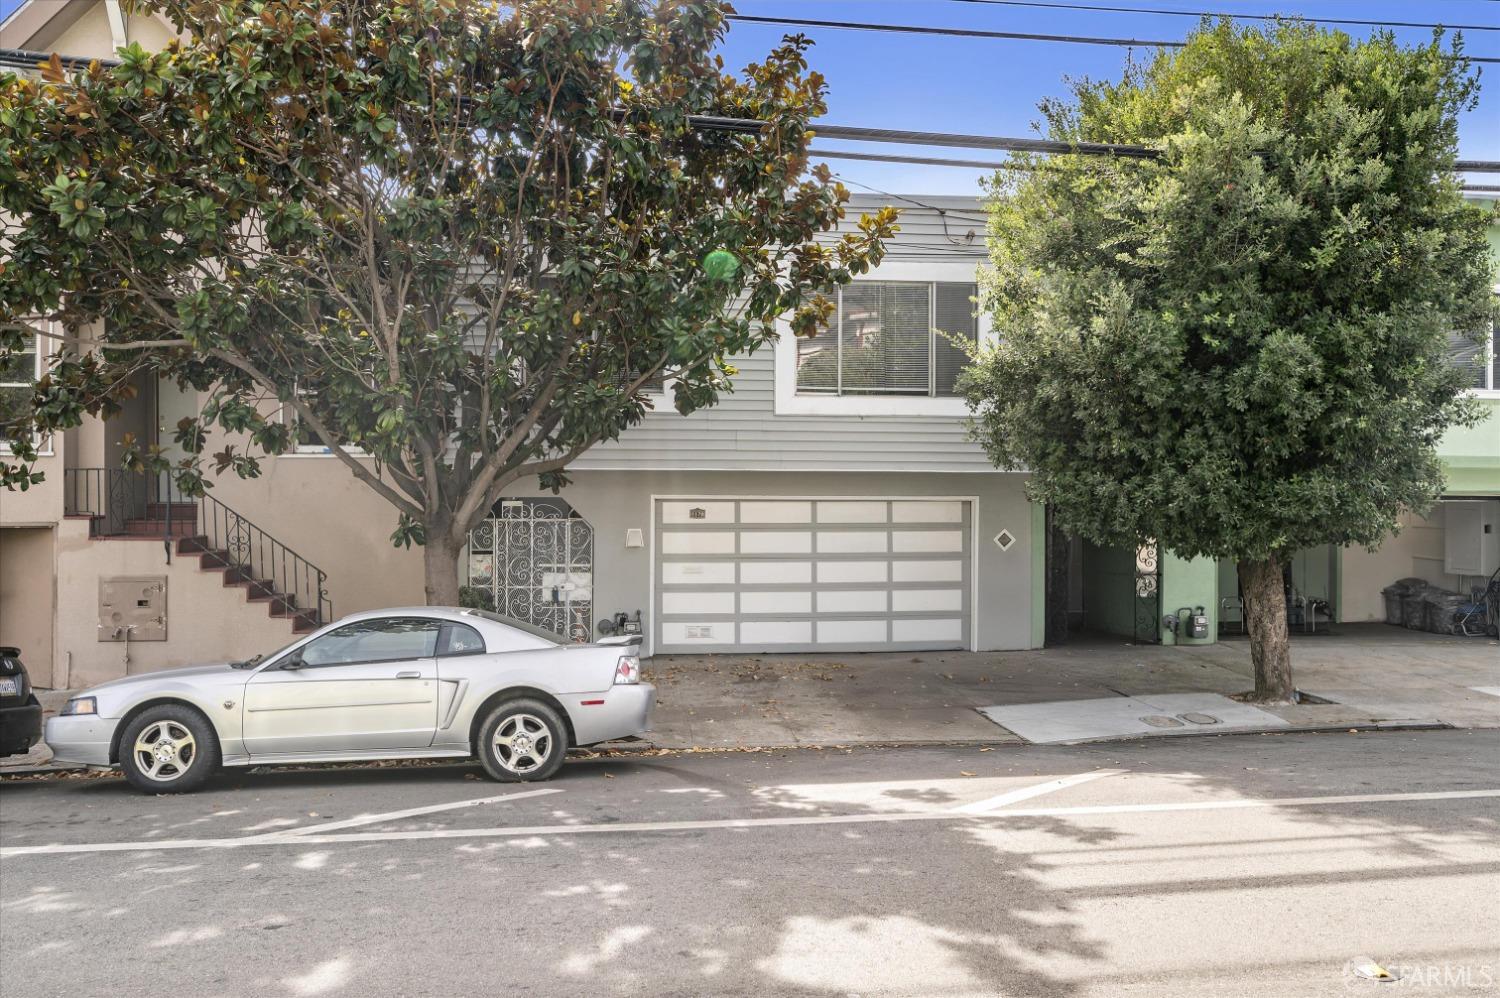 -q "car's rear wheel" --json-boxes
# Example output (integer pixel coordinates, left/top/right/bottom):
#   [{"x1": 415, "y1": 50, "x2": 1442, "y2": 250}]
[
  {"x1": 477, "y1": 699, "x2": 567, "y2": 782},
  {"x1": 119, "y1": 704, "x2": 219, "y2": 794}
]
